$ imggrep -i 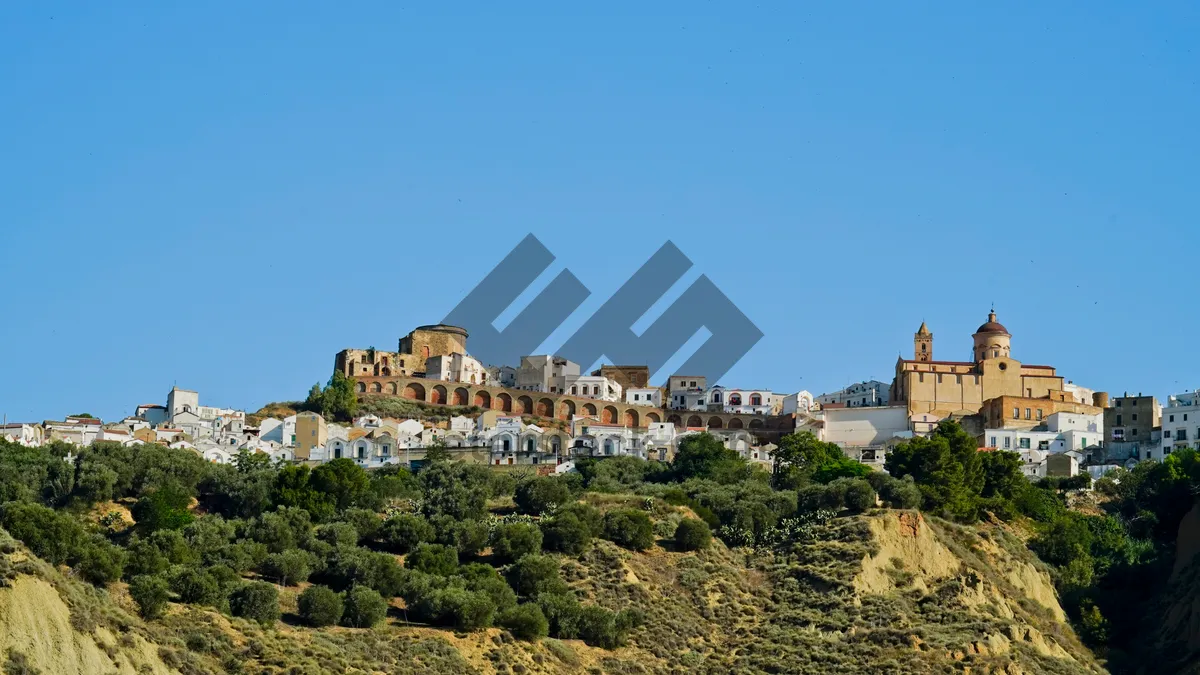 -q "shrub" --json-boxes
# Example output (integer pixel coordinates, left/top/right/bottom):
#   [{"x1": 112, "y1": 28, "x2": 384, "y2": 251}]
[
  {"x1": 260, "y1": 549, "x2": 312, "y2": 586},
  {"x1": 229, "y1": 581, "x2": 280, "y2": 626},
  {"x1": 871, "y1": 474, "x2": 922, "y2": 509},
  {"x1": 131, "y1": 483, "x2": 195, "y2": 532},
  {"x1": 315, "y1": 522, "x2": 359, "y2": 548},
  {"x1": 382, "y1": 514, "x2": 435, "y2": 553},
  {"x1": 498, "y1": 603, "x2": 549, "y2": 640},
  {"x1": 491, "y1": 522, "x2": 543, "y2": 564},
  {"x1": 537, "y1": 592, "x2": 582, "y2": 639},
  {"x1": 342, "y1": 586, "x2": 388, "y2": 628},
  {"x1": 515, "y1": 477, "x2": 571, "y2": 515},
  {"x1": 170, "y1": 567, "x2": 223, "y2": 607},
  {"x1": 124, "y1": 538, "x2": 168, "y2": 578},
  {"x1": 506, "y1": 554, "x2": 566, "y2": 597},
  {"x1": 577, "y1": 605, "x2": 635, "y2": 649},
  {"x1": 556, "y1": 503, "x2": 603, "y2": 535},
  {"x1": 461, "y1": 564, "x2": 517, "y2": 612},
  {"x1": 76, "y1": 538, "x2": 126, "y2": 585},
  {"x1": 434, "y1": 587, "x2": 496, "y2": 631},
  {"x1": 841, "y1": 479, "x2": 877, "y2": 513},
  {"x1": 298, "y1": 585, "x2": 344, "y2": 627},
  {"x1": 541, "y1": 513, "x2": 592, "y2": 556},
  {"x1": 673, "y1": 519, "x2": 712, "y2": 552},
  {"x1": 602, "y1": 510, "x2": 654, "y2": 551},
  {"x1": 129, "y1": 574, "x2": 171, "y2": 619},
  {"x1": 336, "y1": 508, "x2": 382, "y2": 543},
  {"x1": 404, "y1": 544, "x2": 458, "y2": 577}
]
